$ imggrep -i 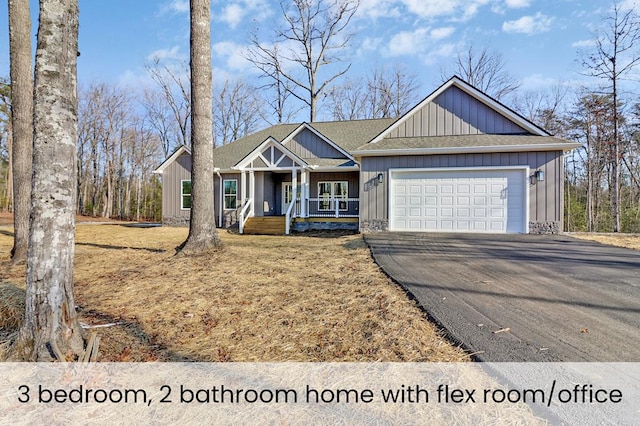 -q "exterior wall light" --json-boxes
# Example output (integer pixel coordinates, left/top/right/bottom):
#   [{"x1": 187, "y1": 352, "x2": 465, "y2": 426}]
[
  {"x1": 377, "y1": 173, "x2": 384, "y2": 183},
  {"x1": 535, "y1": 170, "x2": 545, "y2": 182}
]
